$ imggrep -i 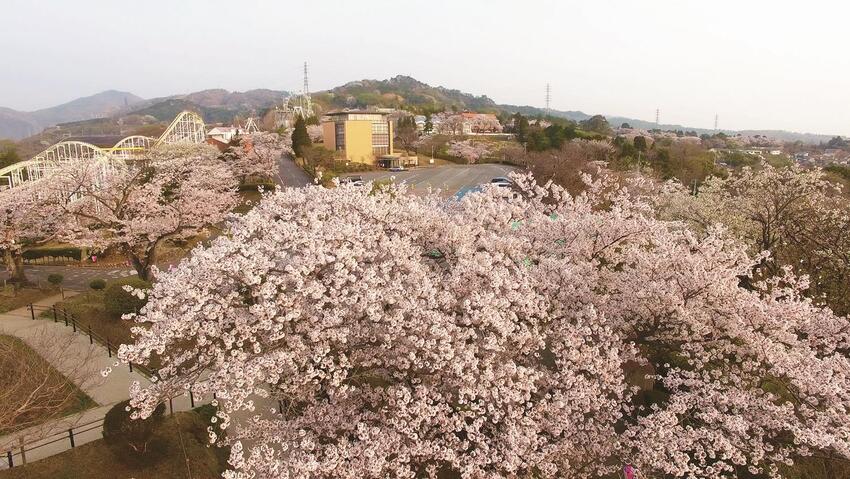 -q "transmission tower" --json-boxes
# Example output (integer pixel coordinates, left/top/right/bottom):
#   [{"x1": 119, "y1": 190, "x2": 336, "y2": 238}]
[
  {"x1": 300, "y1": 61, "x2": 314, "y2": 118},
  {"x1": 545, "y1": 83, "x2": 551, "y2": 116},
  {"x1": 714, "y1": 114, "x2": 719, "y2": 131},
  {"x1": 655, "y1": 109, "x2": 660, "y2": 127}
]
